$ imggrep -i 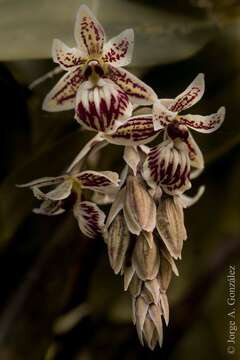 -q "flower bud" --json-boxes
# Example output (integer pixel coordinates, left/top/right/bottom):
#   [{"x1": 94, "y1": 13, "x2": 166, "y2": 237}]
[
  {"x1": 132, "y1": 233, "x2": 160, "y2": 281},
  {"x1": 123, "y1": 175, "x2": 156, "y2": 234},
  {"x1": 107, "y1": 214, "x2": 130, "y2": 274},
  {"x1": 156, "y1": 196, "x2": 187, "y2": 259}
]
